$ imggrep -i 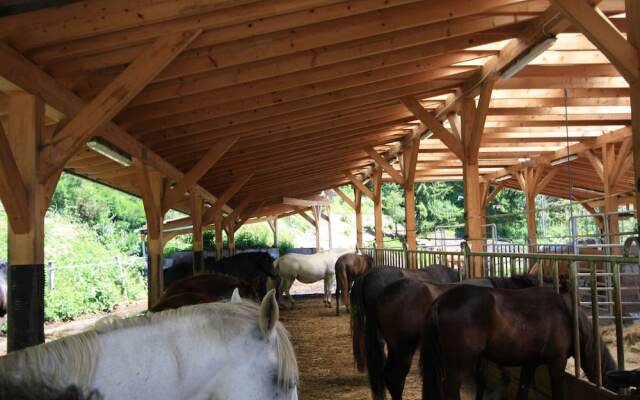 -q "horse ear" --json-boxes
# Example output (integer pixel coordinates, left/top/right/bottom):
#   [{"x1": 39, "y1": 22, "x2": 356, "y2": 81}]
[
  {"x1": 231, "y1": 288, "x2": 242, "y2": 303},
  {"x1": 259, "y1": 289, "x2": 279, "y2": 337}
]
